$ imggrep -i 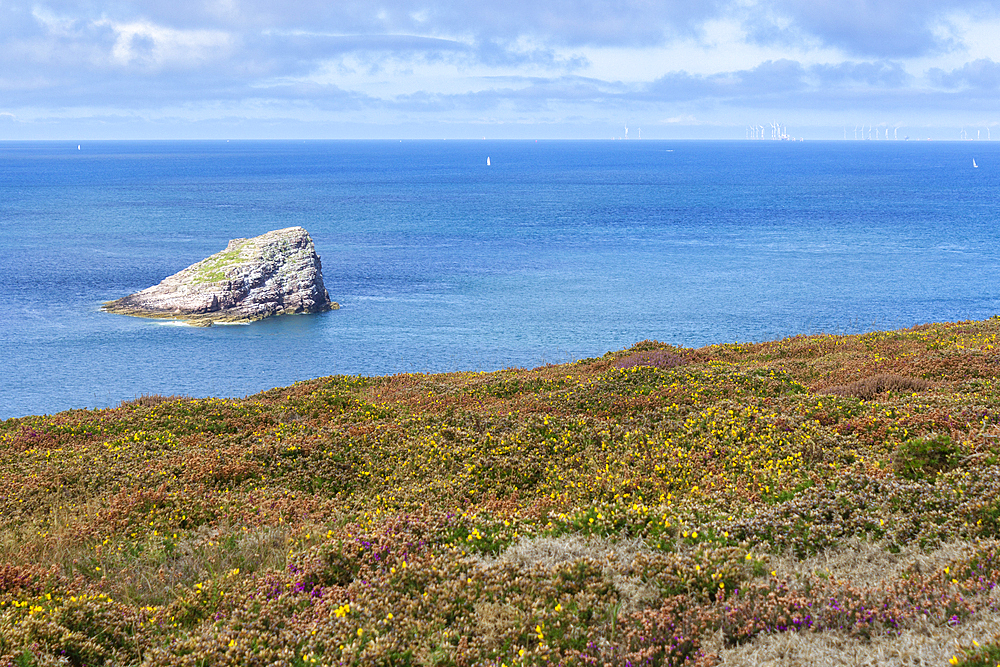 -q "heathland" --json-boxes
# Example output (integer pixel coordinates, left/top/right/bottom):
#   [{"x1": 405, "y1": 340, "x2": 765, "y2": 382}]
[{"x1": 2, "y1": 318, "x2": 1000, "y2": 666}]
